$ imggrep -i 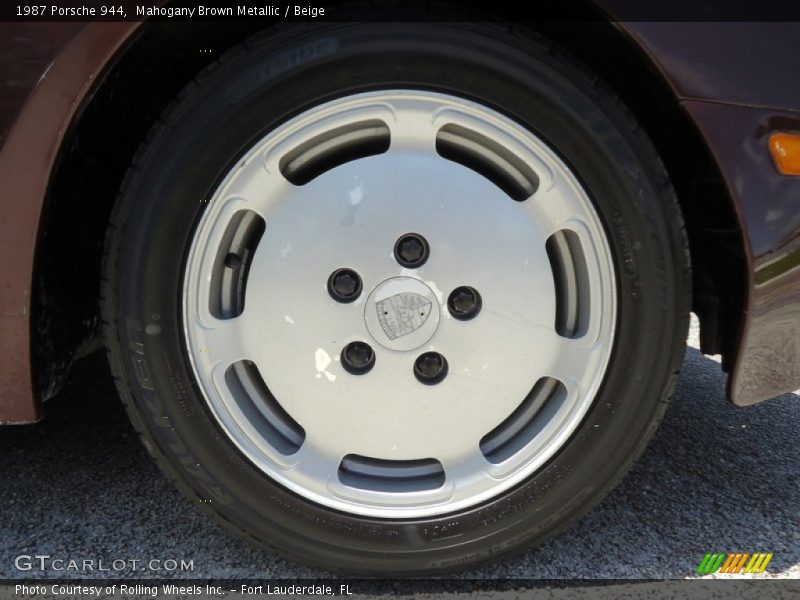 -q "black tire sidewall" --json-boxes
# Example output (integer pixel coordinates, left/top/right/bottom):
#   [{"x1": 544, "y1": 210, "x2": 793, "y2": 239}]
[{"x1": 110, "y1": 23, "x2": 687, "y2": 572}]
